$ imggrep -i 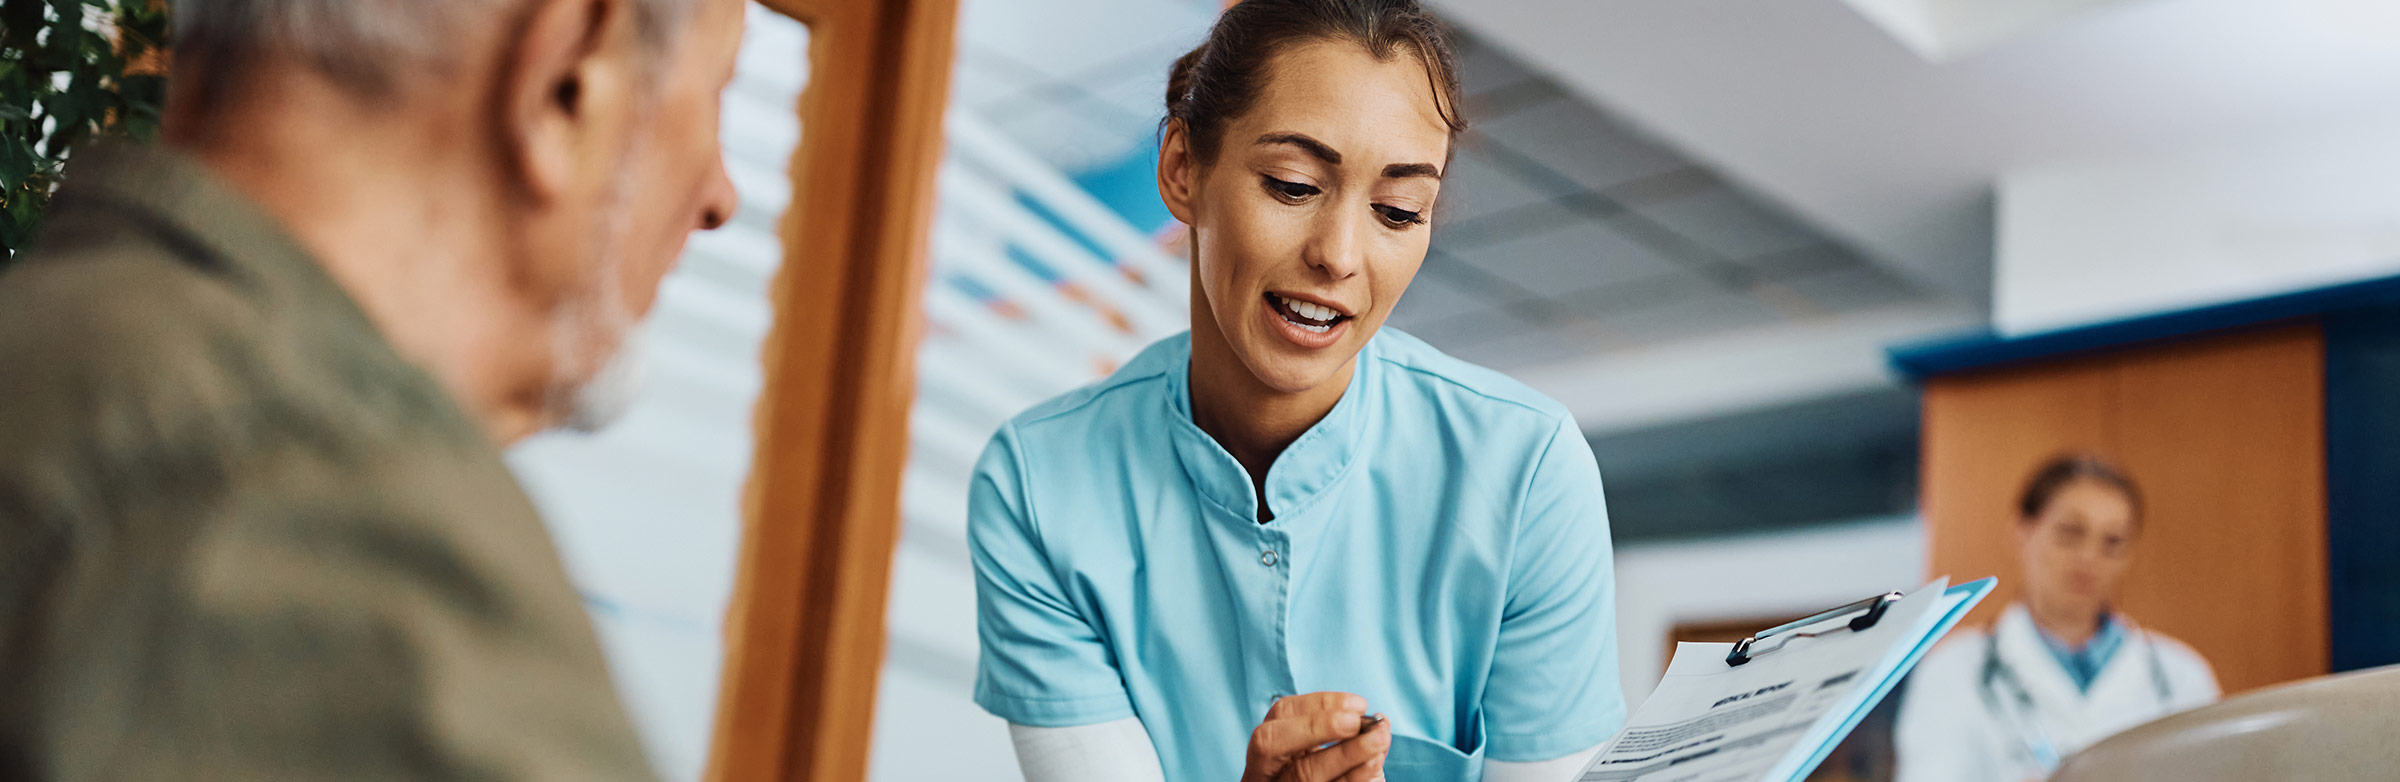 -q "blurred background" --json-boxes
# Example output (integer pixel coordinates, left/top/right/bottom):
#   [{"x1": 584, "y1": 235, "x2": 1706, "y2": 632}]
[{"x1": 488, "y1": 0, "x2": 2400, "y2": 779}]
